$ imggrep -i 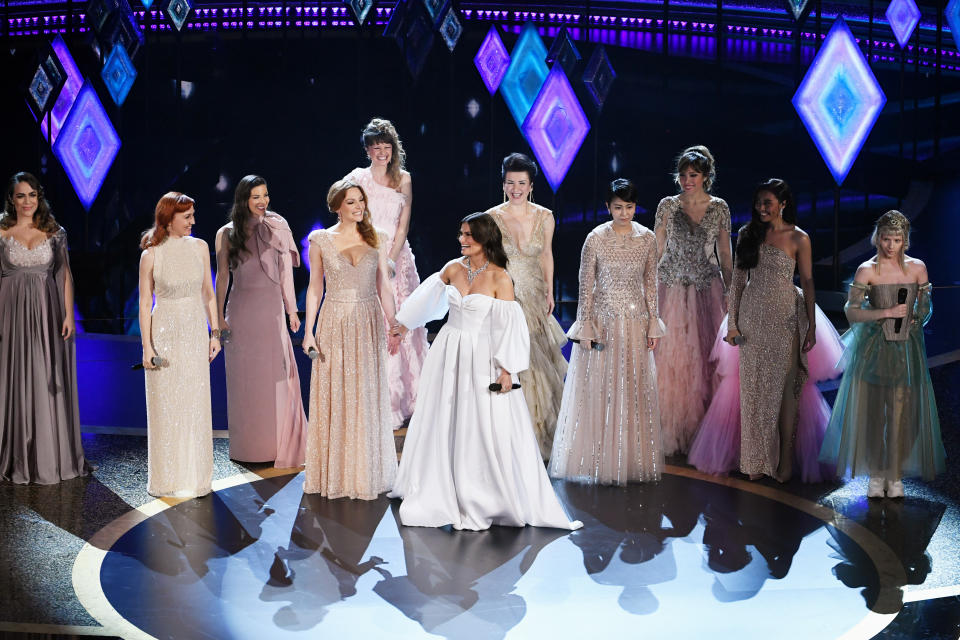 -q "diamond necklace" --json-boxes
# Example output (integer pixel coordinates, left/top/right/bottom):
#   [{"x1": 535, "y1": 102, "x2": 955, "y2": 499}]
[{"x1": 464, "y1": 257, "x2": 489, "y2": 283}]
